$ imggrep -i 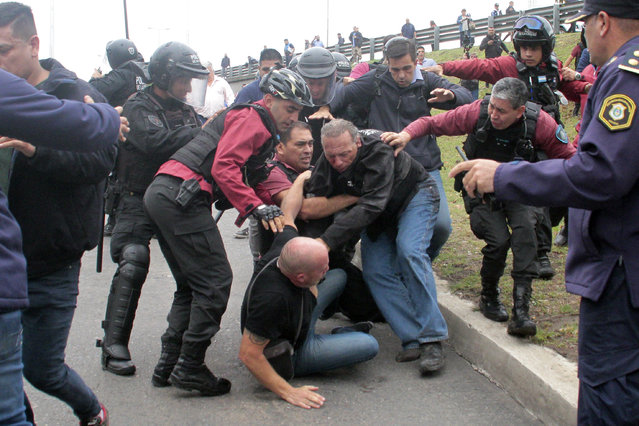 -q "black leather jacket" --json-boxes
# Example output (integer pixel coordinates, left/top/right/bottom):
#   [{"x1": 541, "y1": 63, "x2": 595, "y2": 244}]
[{"x1": 305, "y1": 130, "x2": 429, "y2": 250}]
